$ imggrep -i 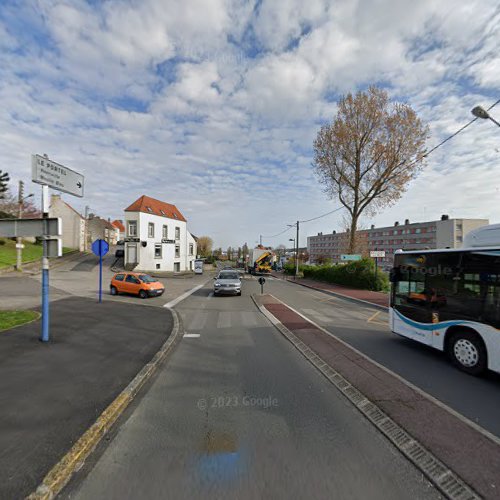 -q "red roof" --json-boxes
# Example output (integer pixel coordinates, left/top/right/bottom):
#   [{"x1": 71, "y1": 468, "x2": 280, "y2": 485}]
[
  {"x1": 125, "y1": 195, "x2": 186, "y2": 222},
  {"x1": 111, "y1": 220, "x2": 125, "y2": 232}
]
